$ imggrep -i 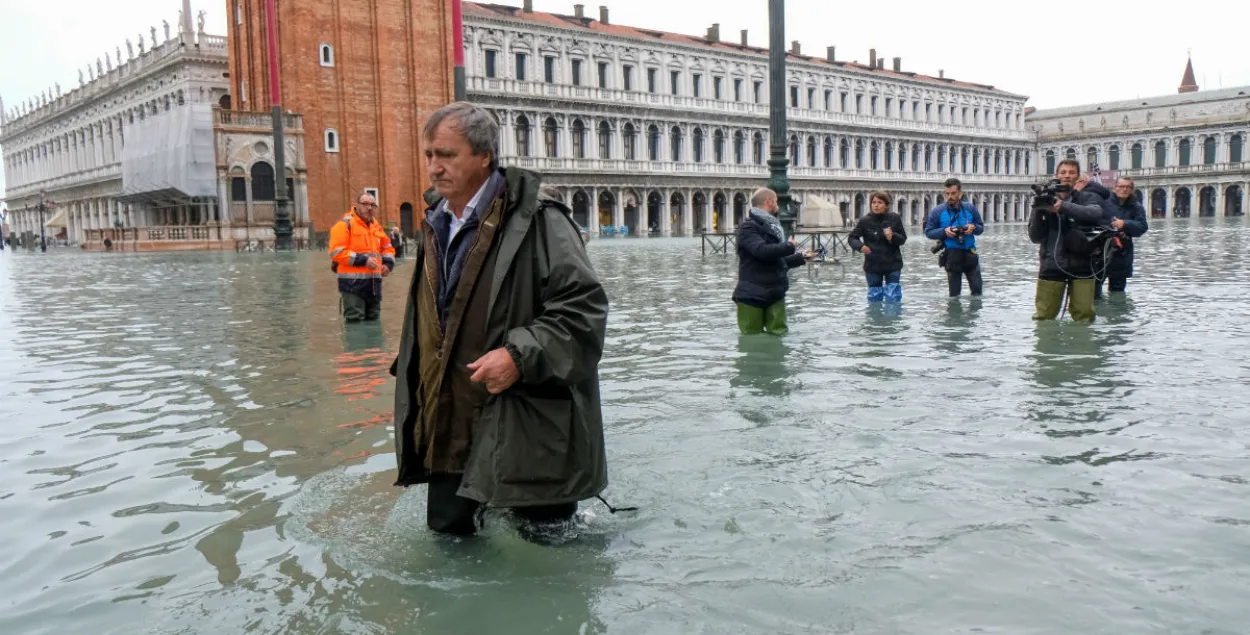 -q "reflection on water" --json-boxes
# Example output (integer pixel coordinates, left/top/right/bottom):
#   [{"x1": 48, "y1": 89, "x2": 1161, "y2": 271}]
[{"x1": 2, "y1": 218, "x2": 1250, "y2": 634}]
